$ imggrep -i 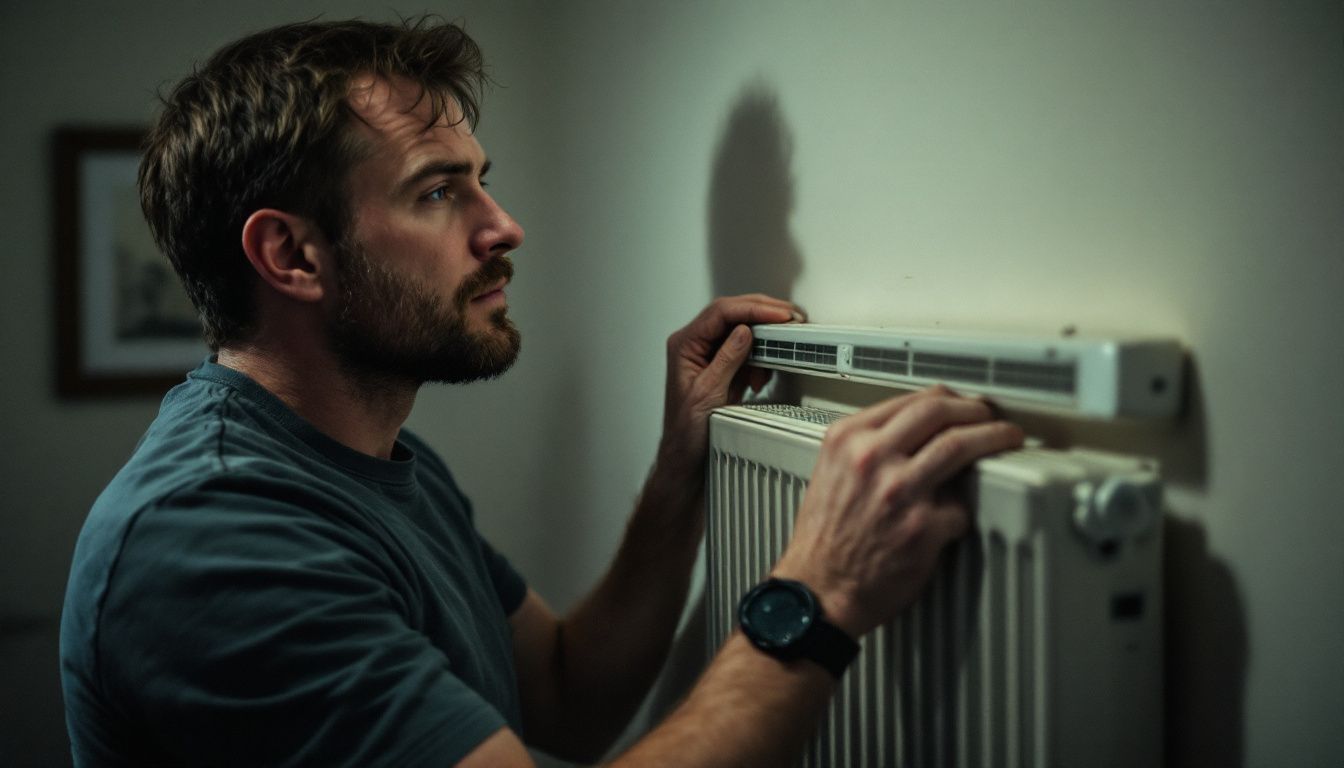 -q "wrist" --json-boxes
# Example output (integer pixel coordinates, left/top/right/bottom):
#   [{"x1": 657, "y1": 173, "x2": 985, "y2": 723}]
[
  {"x1": 737, "y1": 577, "x2": 860, "y2": 679},
  {"x1": 769, "y1": 557, "x2": 867, "y2": 640}
]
